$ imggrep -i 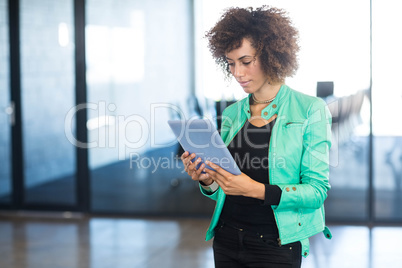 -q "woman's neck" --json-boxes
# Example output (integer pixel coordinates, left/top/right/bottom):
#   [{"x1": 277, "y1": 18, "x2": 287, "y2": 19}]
[{"x1": 252, "y1": 83, "x2": 282, "y2": 103}]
